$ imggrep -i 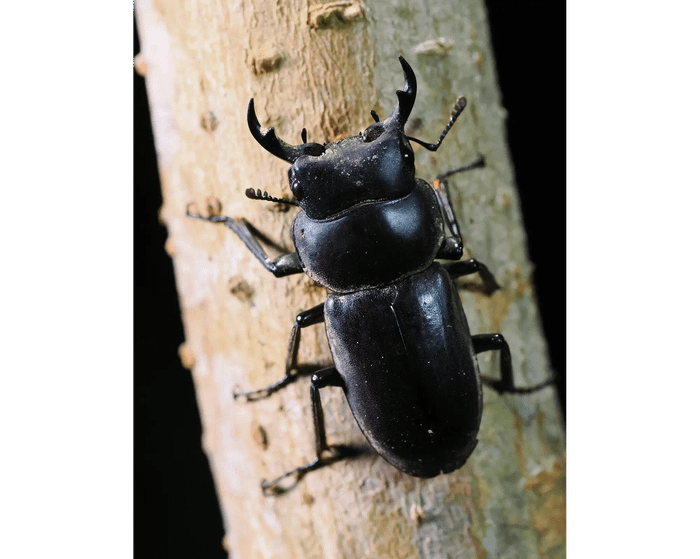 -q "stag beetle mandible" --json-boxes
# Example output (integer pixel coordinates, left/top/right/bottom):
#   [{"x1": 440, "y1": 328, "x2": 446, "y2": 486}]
[{"x1": 188, "y1": 56, "x2": 551, "y2": 493}]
